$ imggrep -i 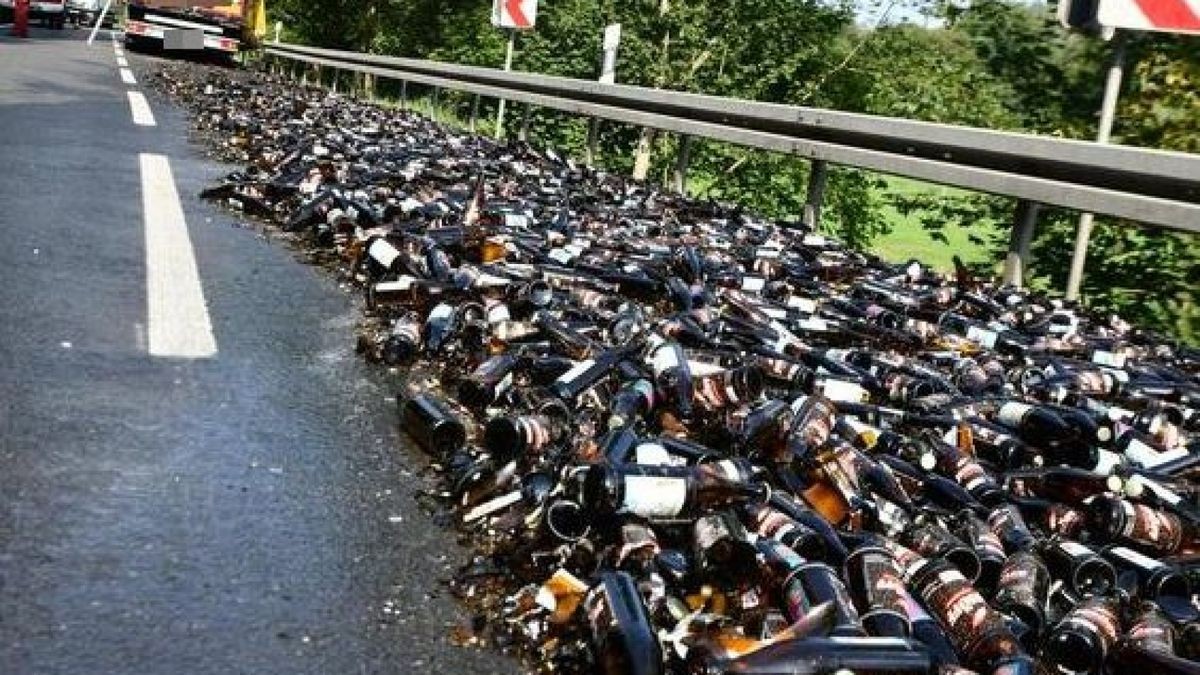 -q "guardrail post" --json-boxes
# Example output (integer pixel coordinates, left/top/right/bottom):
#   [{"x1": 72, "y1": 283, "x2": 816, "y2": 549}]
[
  {"x1": 469, "y1": 95, "x2": 480, "y2": 133},
  {"x1": 518, "y1": 104, "x2": 531, "y2": 142},
  {"x1": 330, "y1": 69, "x2": 338, "y2": 94},
  {"x1": 399, "y1": 80, "x2": 408, "y2": 109},
  {"x1": 363, "y1": 72, "x2": 375, "y2": 101},
  {"x1": 431, "y1": 86, "x2": 440, "y2": 122},
  {"x1": 1002, "y1": 199, "x2": 1040, "y2": 288},
  {"x1": 672, "y1": 135, "x2": 692, "y2": 195},
  {"x1": 802, "y1": 160, "x2": 829, "y2": 230}
]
